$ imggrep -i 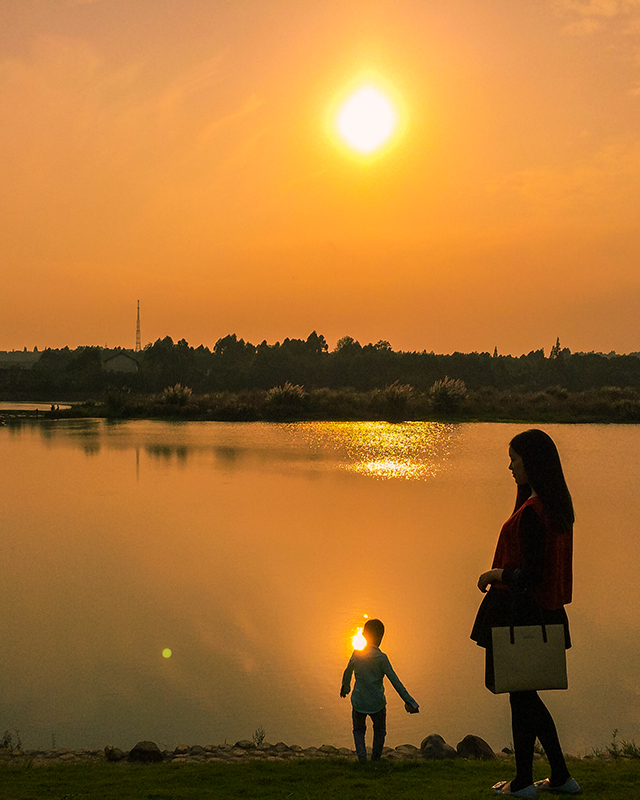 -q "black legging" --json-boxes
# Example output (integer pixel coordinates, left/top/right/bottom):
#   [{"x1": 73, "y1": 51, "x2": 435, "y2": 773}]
[{"x1": 509, "y1": 691, "x2": 570, "y2": 791}]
